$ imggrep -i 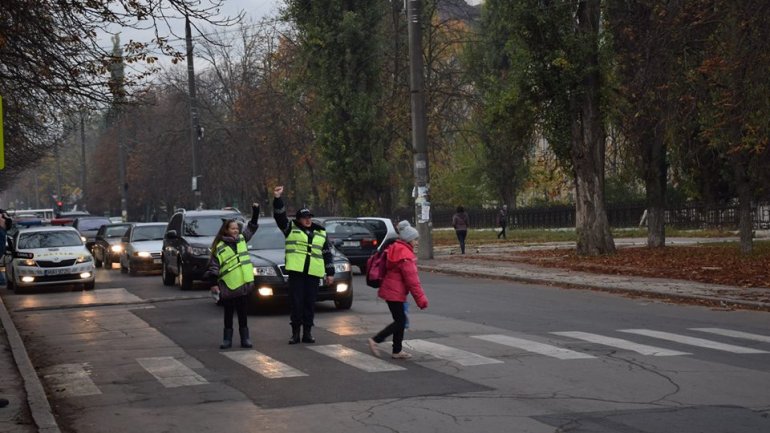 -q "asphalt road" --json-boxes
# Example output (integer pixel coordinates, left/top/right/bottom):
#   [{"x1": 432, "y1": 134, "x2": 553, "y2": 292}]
[{"x1": 3, "y1": 266, "x2": 770, "y2": 433}]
